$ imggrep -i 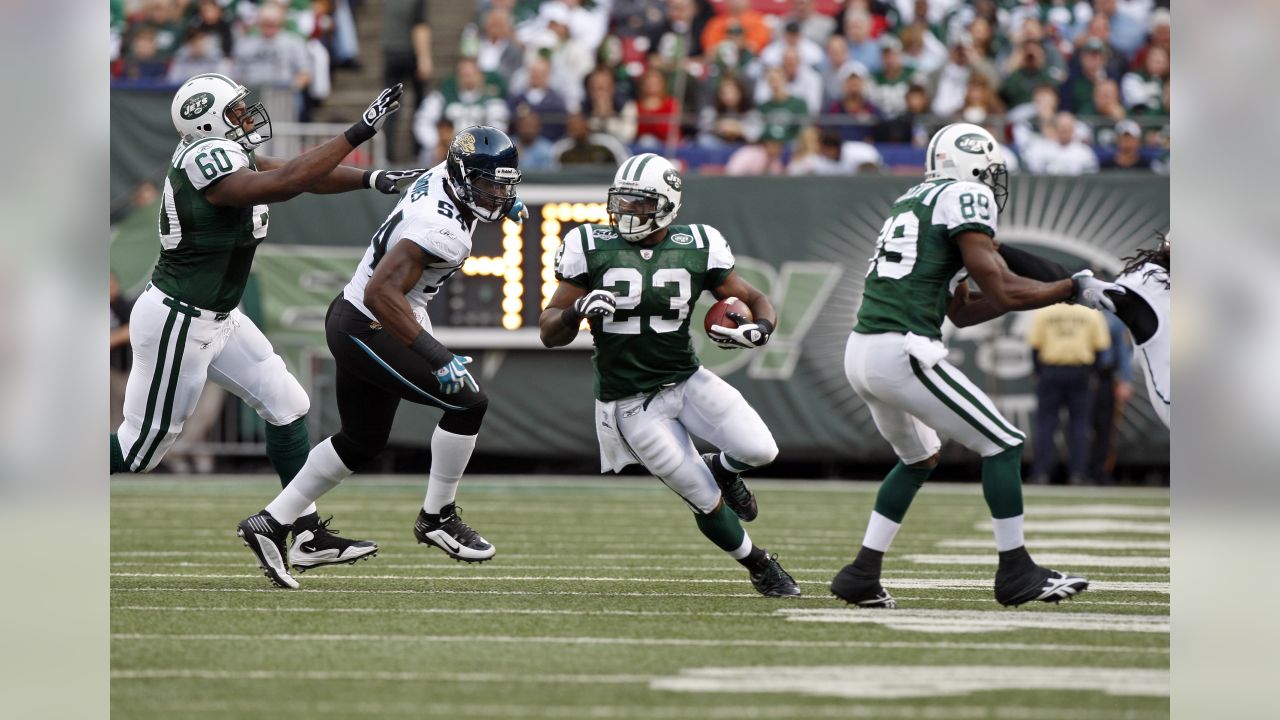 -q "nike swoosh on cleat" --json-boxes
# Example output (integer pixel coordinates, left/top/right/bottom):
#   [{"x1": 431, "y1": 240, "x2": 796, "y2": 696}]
[{"x1": 432, "y1": 533, "x2": 462, "y2": 554}]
